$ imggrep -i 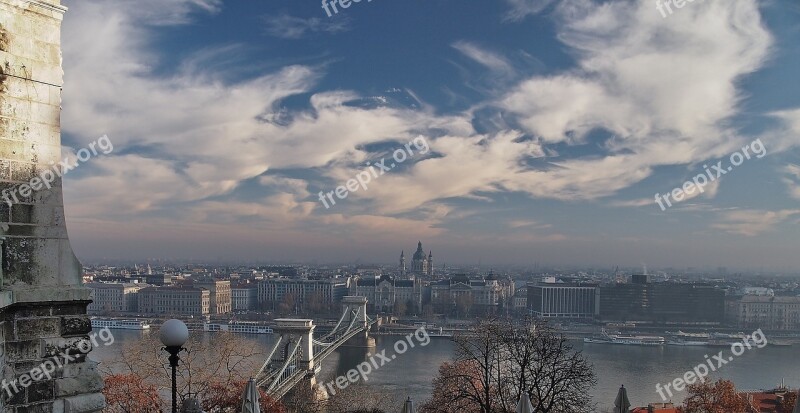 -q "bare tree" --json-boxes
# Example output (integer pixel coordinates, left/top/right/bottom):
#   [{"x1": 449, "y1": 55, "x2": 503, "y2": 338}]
[
  {"x1": 506, "y1": 319, "x2": 595, "y2": 413},
  {"x1": 422, "y1": 318, "x2": 595, "y2": 413},
  {"x1": 99, "y1": 331, "x2": 273, "y2": 411},
  {"x1": 325, "y1": 383, "x2": 404, "y2": 413}
]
